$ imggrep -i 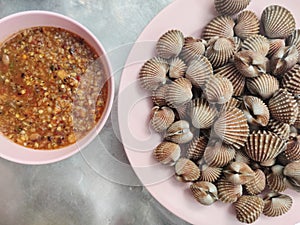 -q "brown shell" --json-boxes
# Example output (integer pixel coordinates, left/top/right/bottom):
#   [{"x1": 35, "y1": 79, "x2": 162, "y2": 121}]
[
  {"x1": 190, "y1": 98, "x2": 218, "y2": 129},
  {"x1": 205, "y1": 37, "x2": 236, "y2": 68},
  {"x1": 139, "y1": 57, "x2": 168, "y2": 91},
  {"x1": 166, "y1": 78, "x2": 193, "y2": 108},
  {"x1": 282, "y1": 64, "x2": 300, "y2": 95},
  {"x1": 234, "y1": 10, "x2": 260, "y2": 40},
  {"x1": 285, "y1": 135, "x2": 300, "y2": 161},
  {"x1": 202, "y1": 16, "x2": 235, "y2": 40},
  {"x1": 295, "y1": 102, "x2": 300, "y2": 128},
  {"x1": 185, "y1": 56, "x2": 213, "y2": 88},
  {"x1": 175, "y1": 158, "x2": 200, "y2": 182},
  {"x1": 235, "y1": 149, "x2": 251, "y2": 164},
  {"x1": 284, "y1": 161, "x2": 300, "y2": 191},
  {"x1": 186, "y1": 136, "x2": 208, "y2": 161},
  {"x1": 214, "y1": 63, "x2": 245, "y2": 96},
  {"x1": 151, "y1": 84, "x2": 168, "y2": 106},
  {"x1": 263, "y1": 192, "x2": 293, "y2": 217},
  {"x1": 217, "y1": 177, "x2": 243, "y2": 203},
  {"x1": 267, "y1": 119, "x2": 290, "y2": 140},
  {"x1": 153, "y1": 141, "x2": 181, "y2": 166},
  {"x1": 268, "y1": 39, "x2": 286, "y2": 58},
  {"x1": 245, "y1": 169, "x2": 266, "y2": 195},
  {"x1": 246, "y1": 73, "x2": 279, "y2": 100},
  {"x1": 233, "y1": 36, "x2": 242, "y2": 52},
  {"x1": 268, "y1": 88, "x2": 298, "y2": 125},
  {"x1": 180, "y1": 37, "x2": 206, "y2": 63},
  {"x1": 156, "y1": 30, "x2": 184, "y2": 59},
  {"x1": 214, "y1": 107, "x2": 249, "y2": 149},
  {"x1": 245, "y1": 130, "x2": 286, "y2": 162},
  {"x1": 199, "y1": 162, "x2": 223, "y2": 183},
  {"x1": 267, "y1": 165, "x2": 287, "y2": 192},
  {"x1": 204, "y1": 75, "x2": 234, "y2": 104},
  {"x1": 234, "y1": 195, "x2": 265, "y2": 224},
  {"x1": 150, "y1": 106, "x2": 175, "y2": 133},
  {"x1": 219, "y1": 97, "x2": 241, "y2": 112},
  {"x1": 261, "y1": 5, "x2": 295, "y2": 39},
  {"x1": 190, "y1": 181, "x2": 218, "y2": 205},
  {"x1": 175, "y1": 103, "x2": 189, "y2": 120},
  {"x1": 277, "y1": 152, "x2": 292, "y2": 166},
  {"x1": 168, "y1": 57, "x2": 187, "y2": 79},
  {"x1": 287, "y1": 29, "x2": 300, "y2": 62},
  {"x1": 242, "y1": 35, "x2": 270, "y2": 56},
  {"x1": 214, "y1": 0, "x2": 250, "y2": 16},
  {"x1": 224, "y1": 161, "x2": 255, "y2": 185},
  {"x1": 165, "y1": 120, "x2": 193, "y2": 144}
]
